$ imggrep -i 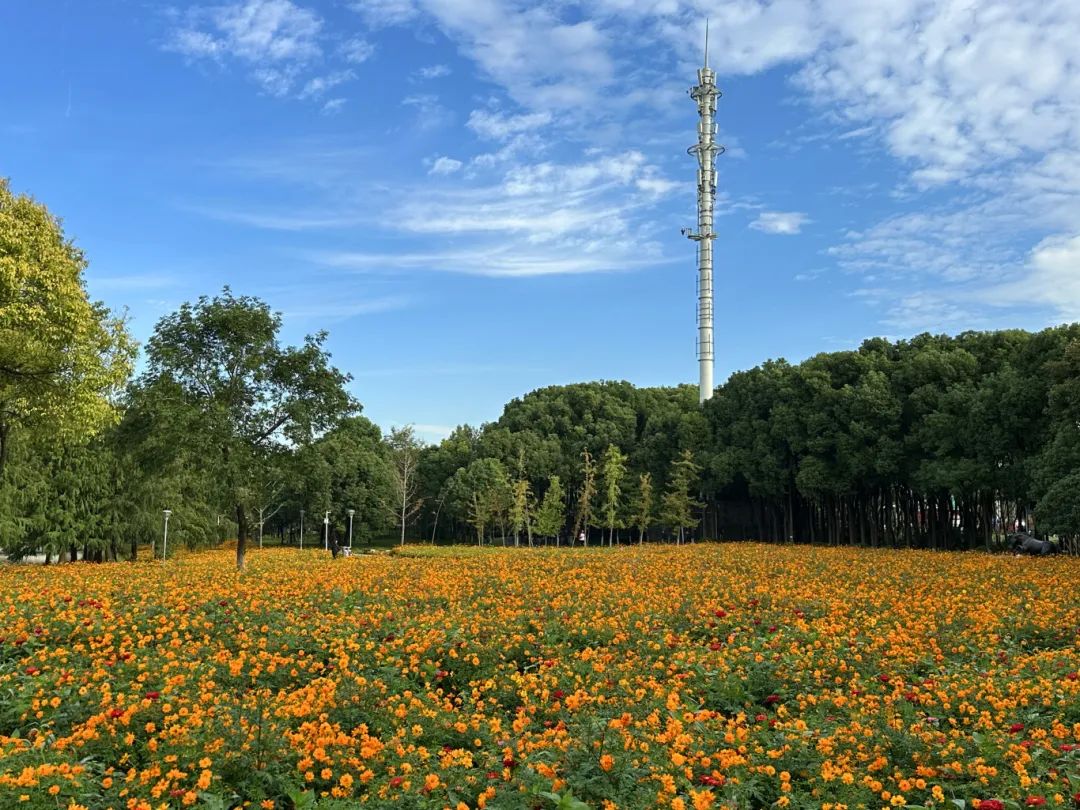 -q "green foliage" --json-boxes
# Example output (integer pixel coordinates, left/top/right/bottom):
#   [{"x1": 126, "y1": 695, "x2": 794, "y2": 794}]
[
  {"x1": 131, "y1": 288, "x2": 356, "y2": 568},
  {"x1": 600, "y1": 443, "x2": 628, "y2": 545},
  {"x1": 573, "y1": 449, "x2": 597, "y2": 545},
  {"x1": 534, "y1": 475, "x2": 566, "y2": 543},
  {"x1": 0, "y1": 179, "x2": 135, "y2": 473},
  {"x1": 631, "y1": 472, "x2": 654, "y2": 543},
  {"x1": 662, "y1": 449, "x2": 702, "y2": 543}
]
